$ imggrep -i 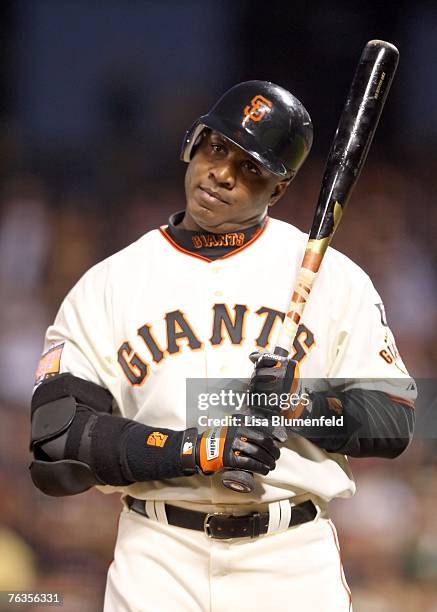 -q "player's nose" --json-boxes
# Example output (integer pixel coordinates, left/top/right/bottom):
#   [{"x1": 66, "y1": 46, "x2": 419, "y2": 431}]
[{"x1": 208, "y1": 162, "x2": 236, "y2": 190}]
